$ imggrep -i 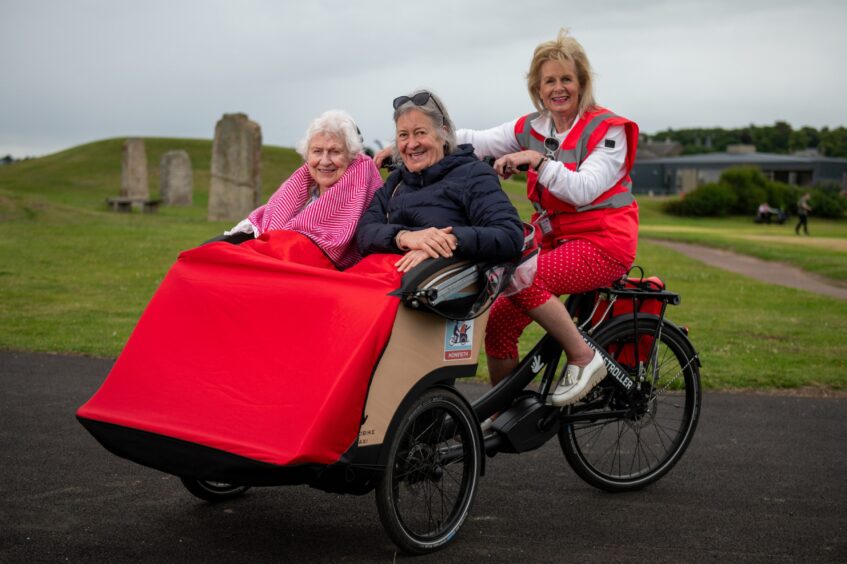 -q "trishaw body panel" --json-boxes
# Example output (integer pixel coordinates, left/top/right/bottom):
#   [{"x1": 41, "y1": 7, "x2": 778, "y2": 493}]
[{"x1": 358, "y1": 306, "x2": 487, "y2": 448}]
